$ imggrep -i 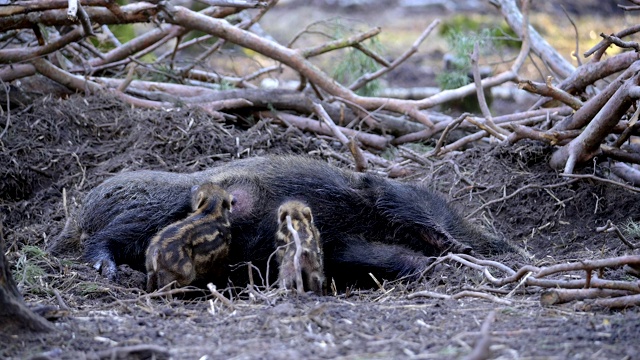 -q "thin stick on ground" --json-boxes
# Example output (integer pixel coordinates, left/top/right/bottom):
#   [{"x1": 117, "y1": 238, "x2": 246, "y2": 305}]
[
  {"x1": 207, "y1": 283, "x2": 235, "y2": 310},
  {"x1": 560, "y1": 173, "x2": 640, "y2": 193},
  {"x1": 540, "y1": 288, "x2": 629, "y2": 305},
  {"x1": 410, "y1": 289, "x2": 512, "y2": 305},
  {"x1": 596, "y1": 220, "x2": 638, "y2": 250},
  {"x1": 417, "y1": 253, "x2": 640, "y2": 307},
  {"x1": 462, "y1": 311, "x2": 496, "y2": 360}
]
